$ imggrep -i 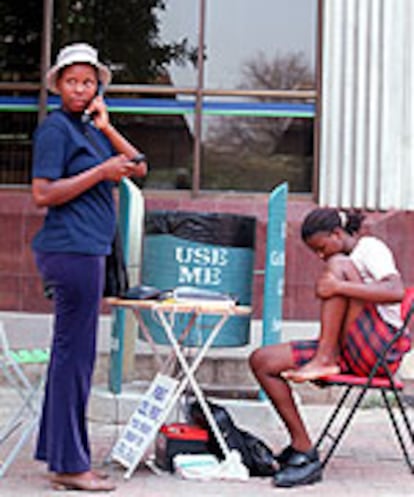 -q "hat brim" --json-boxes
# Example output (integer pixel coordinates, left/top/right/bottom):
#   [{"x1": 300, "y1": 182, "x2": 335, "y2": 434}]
[{"x1": 46, "y1": 61, "x2": 112, "y2": 94}]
